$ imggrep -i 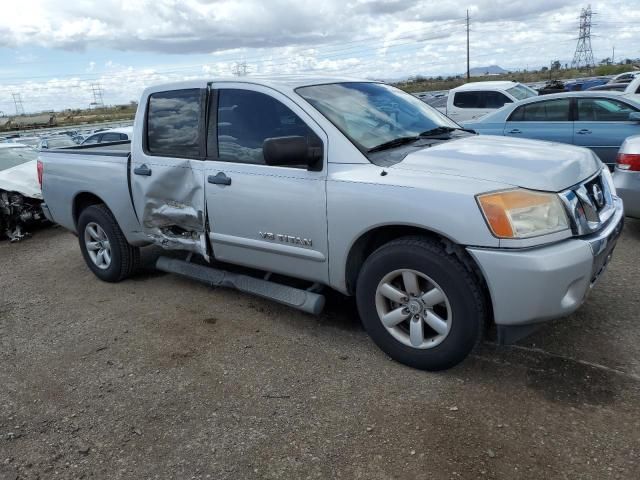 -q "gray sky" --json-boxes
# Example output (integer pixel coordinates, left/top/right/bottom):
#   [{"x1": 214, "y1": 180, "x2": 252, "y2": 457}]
[{"x1": 0, "y1": 0, "x2": 637, "y2": 113}]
